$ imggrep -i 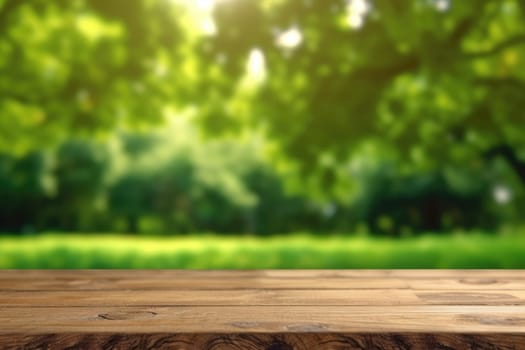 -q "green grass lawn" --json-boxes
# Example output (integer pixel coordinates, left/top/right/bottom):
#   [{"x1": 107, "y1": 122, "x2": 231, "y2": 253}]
[{"x1": 1, "y1": 231, "x2": 525, "y2": 269}]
